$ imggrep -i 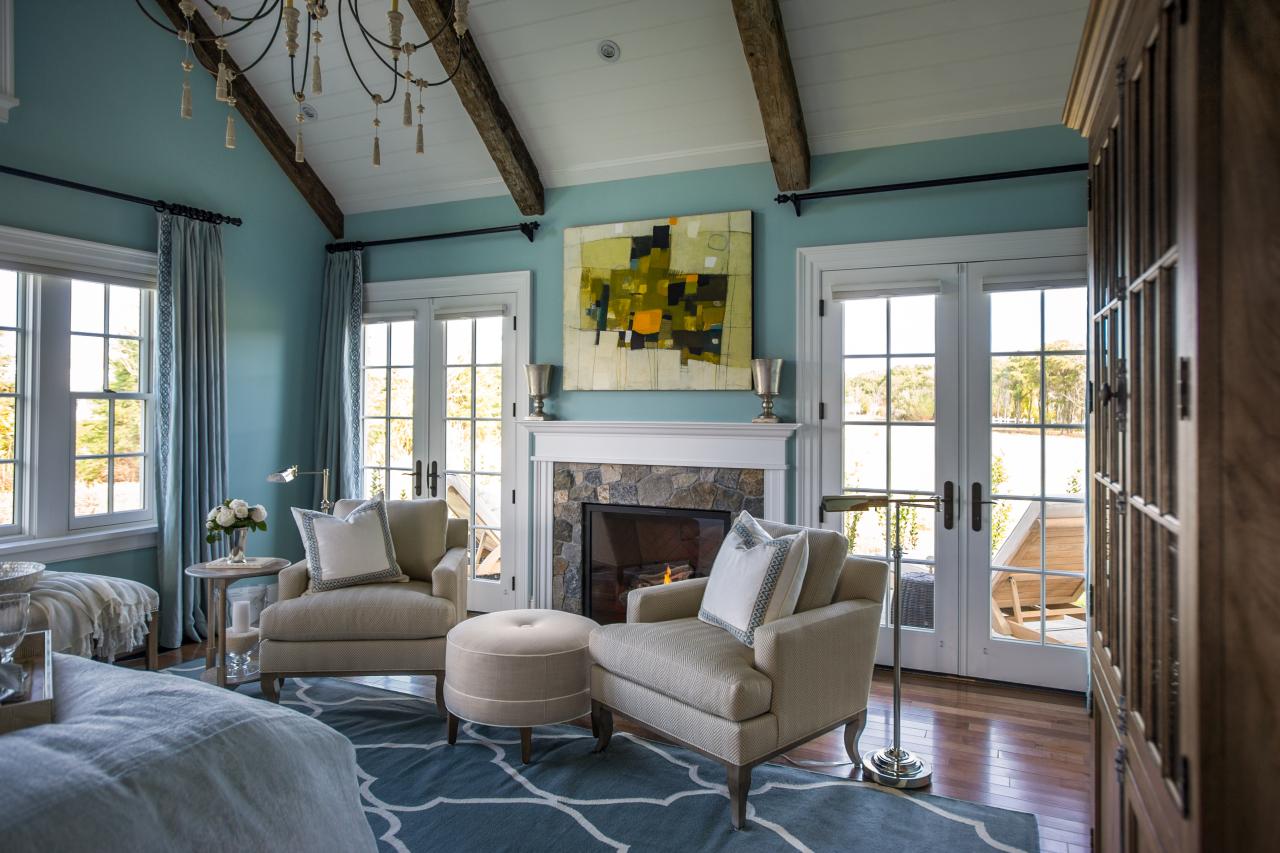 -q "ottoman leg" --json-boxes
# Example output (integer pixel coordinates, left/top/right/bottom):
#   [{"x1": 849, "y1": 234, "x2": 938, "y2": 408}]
[
  {"x1": 520, "y1": 727, "x2": 533, "y2": 764},
  {"x1": 434, "y1": 674, "x2": 446, "y2": 714},
  {"x1": 447, "y1": 712, "x2": 459, "y2": 745},
  {"x1": 592, "y1": 701, "x2": 613, "y2": 753}
]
